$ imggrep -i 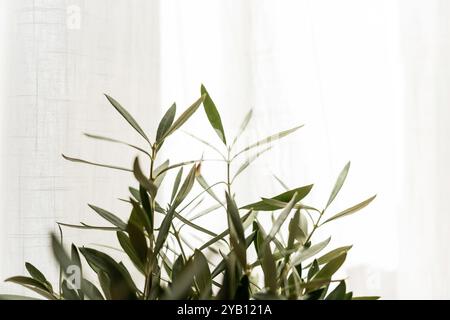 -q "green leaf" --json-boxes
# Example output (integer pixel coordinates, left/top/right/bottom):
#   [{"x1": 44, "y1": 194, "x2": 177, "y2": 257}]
[
  {"x1": 352, "y1": 296, "x2": 381, "y2": 300},
  {"x1": 302, "y1": 278, "x2": 331, "y2": 292},
  {"x1": 225, "y1": 192, "x2": 246, "y2": 266},
  {"x1": 84, "y1": 133, "x2": 150, "y2": 157},
  {"x1": 261, "y1": 244, "x2": 278, "y2": 293},
  {"x1": 316, "y1": 246, "x2": 353, "y2": 266},
  {"x1": 155, "y1": 160, "x2": 200, "y2": 178},
  {"x1": 164, "y1": 258, "x2": 199, "y2": 300},
  {"x1": 154, "y1": 206, "x2": 176, "y2": 256},
  {"x1": 62, "y1": 154, "x2": 132, "y2": 172},
  {"x1": 322, "y1": 195, "x2": 377, "y2": 225},
  {"x1": 104, "y1": 94, "x2": 150, "y2": 144},
  {"x1": 79, "y1": 247, "x2": 138, "y2": 300},
  {"x1": 217, "y1": 255, "x2": 238, "y2": 300},
  {"x1": 88, "y1": 204, "x2": 127, "y2": 231},
  {"x1": 81, "y1": 279, "x2": 105, "y2": 300},
  {"x1": 304, "y1": 287, "x2": 327, "y2": 300},
  {"x1": 231, "y1": 109, "x2": 253, "y2": 148},
  {"x1": 171, "y1": 255, "x2": 185, "y2": 283},
  {"x1": 254, "y1": 222, "x2": 277, "y2": 293},
  {"x1": 273, "y1": 174, "x2": 289, "y2": 191},
  {"x1": 288, "y1": 210, "x2": 306, "y2": 249},
  {"x1": 199, "y1": 211, "x2": 254, "y2": 251},
  {"x1": 62, "y1": 280, "x2": 81, "y2": 300},
  {"x1": 201, "y1": 84, "x2": 227, "y2": 145},
  {"x1": 25, "y1": 263, "x2": 51, "y2": 291},
  {"x1": 211, "y1": 231, "x2": 256, "y2": 279},
  {"x1": 129, "y1": 187, "x2": 141, "y2": 202},
  {"x1": 241, "y1": 184, "x2": 313, "y2": 211},
  {"x1": 5, "y1": 276, "x2": 56, "y2": 300},
  {"x1": 57, "y1": 222, "x2": 120, "y2": 231},
  {"x1": 71, "y1": 245, "x2": 82, "y2": 275},
  {"x1": 196, "y1": 174, "x2": 224, "y2": 206},
  {"x1": 129, "y1": 199, "x2": 153, "y2": 239},
  {"x1": 326, "y1": 162, "x2": 351, "y2": 208},
  {"x1": 156, "y1": 103, "x2": 177, "y2": 144},
  {"x1": 253, "y1": 292, "x2": 285, "y2": 300},
  {"x1": 117, "y1": 231, "x2": 145, "y2": 273},
  {"x1": 138, "y1": 186, "x2": 153, "y2": 232},
  {"x1": 263, "y1": 193, "x2": 299, "y2": 248},
  {"x1": 51, "y1": 234, "x2": 72, "y2": 271},
  {"x1": 234, "y1": 125, "x2": 304, "y2": 158},
  {"x1": 194, "y1": 249, "x2": 212, "y2": 299},
  {"x1": 234, "y1": 275, "x2": 250, "y2": 300},
  {"x1": 173, "y1": 164, "x2": 197, "y2": 209},
  {"x1": 326, "y1": 281, "x2": 347, "y2": 300},
  {"x1": 174, "y1": 210, "x2": 217, "y2": 238},
  {"x1": 133, "y1": 157, "x2": 157, "y2": 199},
  {"x1": 127, "y1": 206, "x2": 149, "y2": 260},
  {"x1": 291, "y1": 237, "x2": 331, "y2": 266},
  {"x1": 171, "y1": 168, "x2": 183, "y2": 203},
  {"x1": 0, "y1": 295, "x2": 40, "y2": 300},
  {"x1": 153, "y1": 160, "x2": 170, "y2": 188},
  {"x1": 313, "y1": 253, "x2": 347, "y2": 280},
  {"x1": 5, "y1": 276, "x2": 48, "y2": 292},
  {"x1": 161, "y1": 95, "x2": 206, "y2": 140}
]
